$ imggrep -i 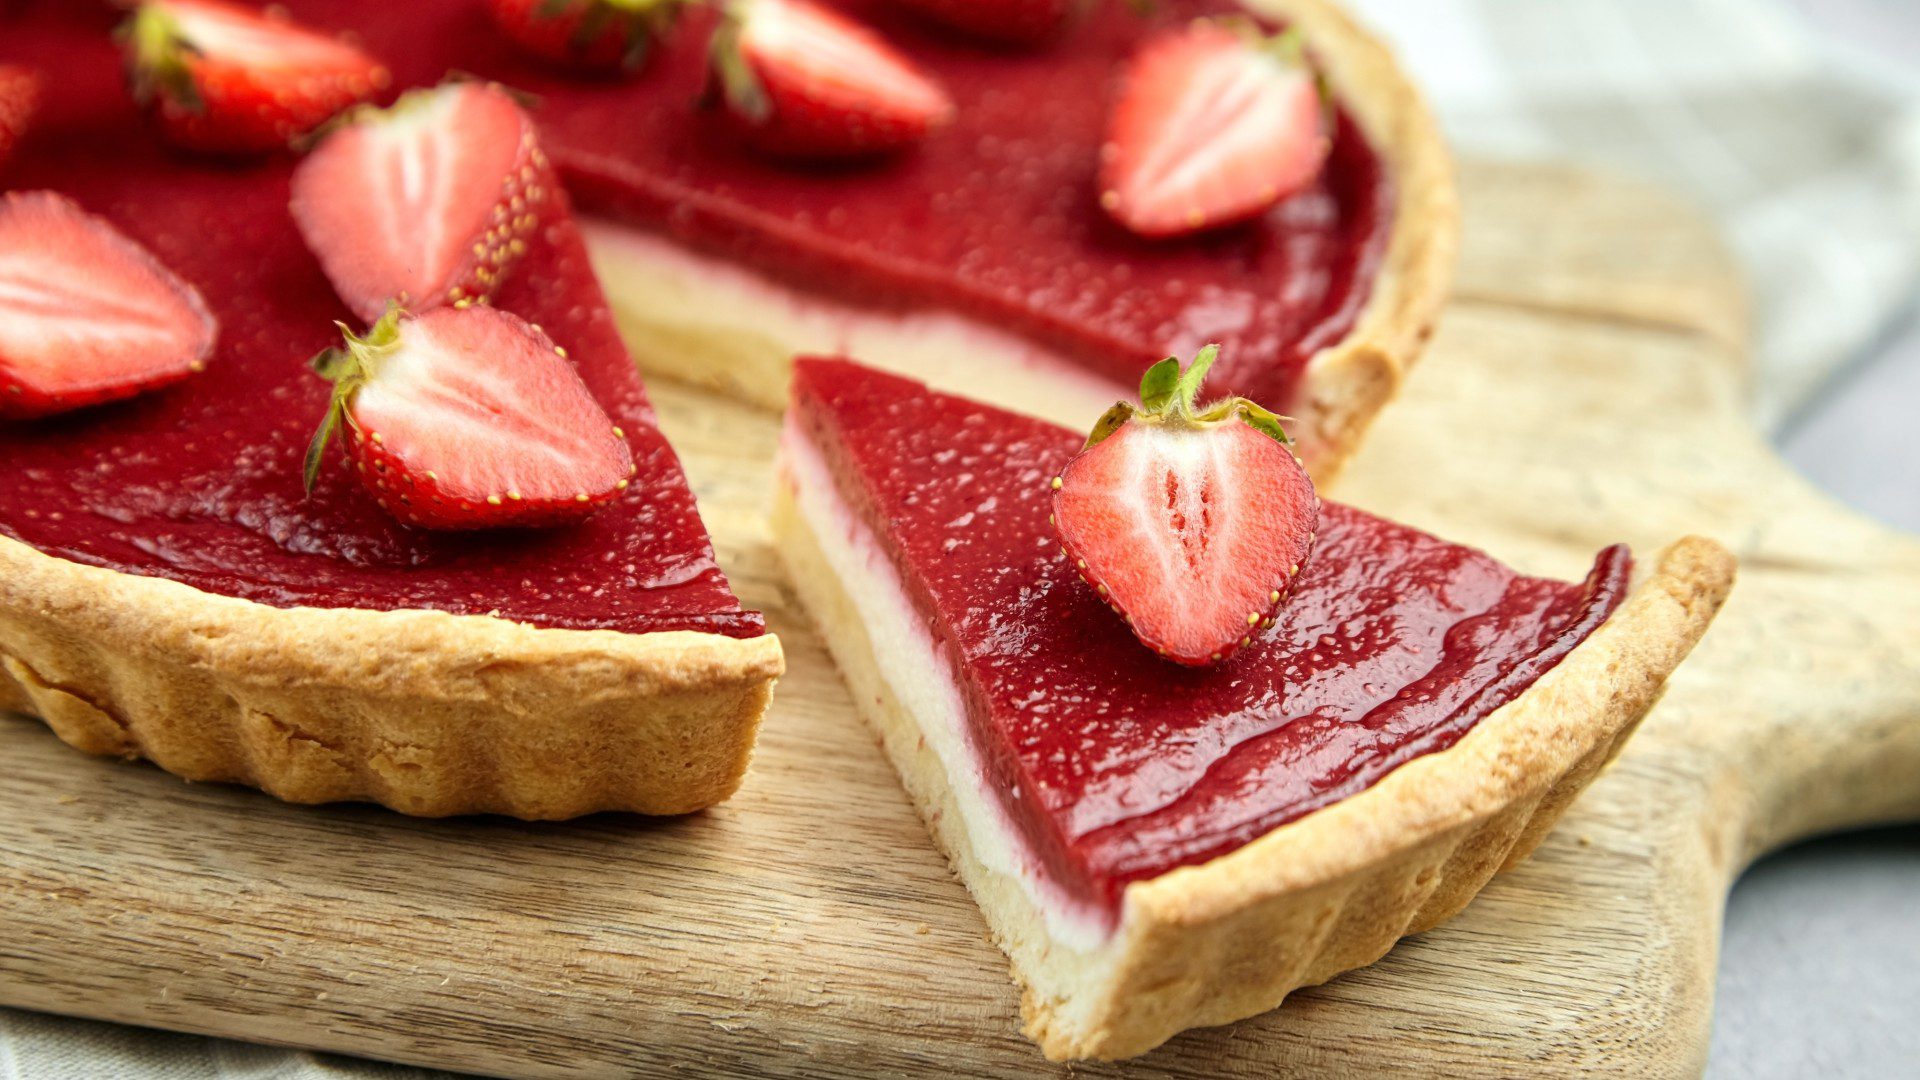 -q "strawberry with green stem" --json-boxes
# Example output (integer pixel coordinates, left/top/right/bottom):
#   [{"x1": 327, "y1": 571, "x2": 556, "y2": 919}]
[
  {"x1": 1050, "y1": 345, "x2": 1319, "y2": 665},
  {"x1": 485, "y1": 0, "x2": 695, "y2": 74},
  {"x1": 304, "y1": 305, "x2": 635, "y2": 531},
  {"x1": 119, "y1": 0, "x2": 388, "y2": 154},
  {"x1": 709, "y1": 0, "x2": 955, "y2": 159}
]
